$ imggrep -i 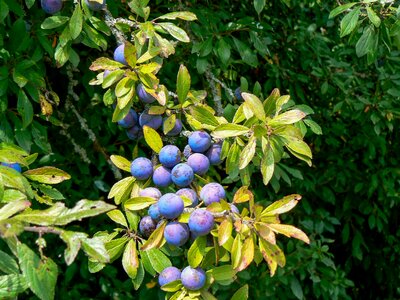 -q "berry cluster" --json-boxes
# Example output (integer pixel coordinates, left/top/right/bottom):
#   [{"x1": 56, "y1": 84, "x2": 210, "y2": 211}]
[
  {"x1": 111, "y1": 44, "x2": 183, "y2": 140},
  {"x1": 130, "y1": 131, "x2": 235, "y2": 291}
]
